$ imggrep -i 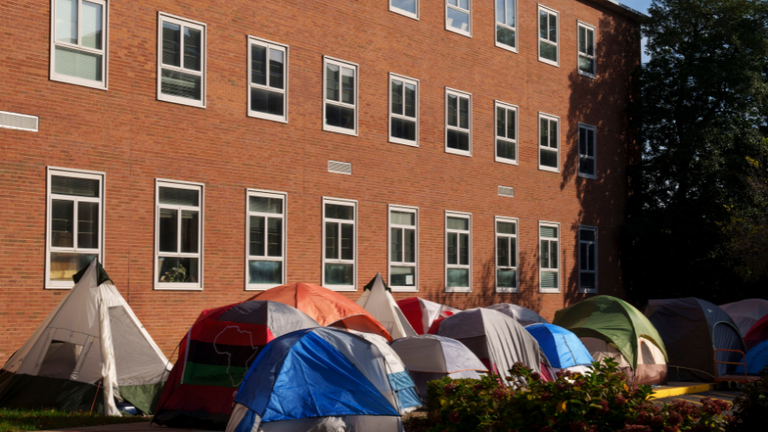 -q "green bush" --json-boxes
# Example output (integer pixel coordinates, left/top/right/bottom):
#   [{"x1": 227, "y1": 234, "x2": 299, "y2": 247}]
[
  {"x1": 425, "y1": 359, "x2": 728, "y2": 432},
  {"x1": 724, "y1": 367, "x2": 768, "y2": 431}
]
